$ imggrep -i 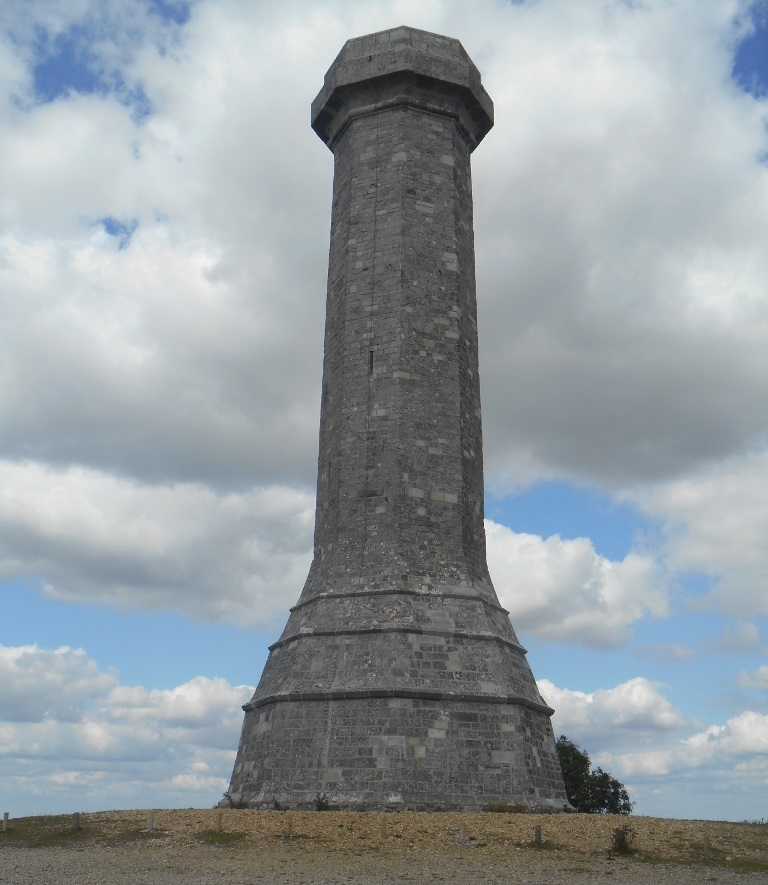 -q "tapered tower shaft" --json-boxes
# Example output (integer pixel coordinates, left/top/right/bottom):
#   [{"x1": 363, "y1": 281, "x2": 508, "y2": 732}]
[
  {"x1": 228, "y1": 26, "x2": 568, "y2": 812},
  {"x1": 309, "y1": 34, "x2": 491, "y2": 600}
]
